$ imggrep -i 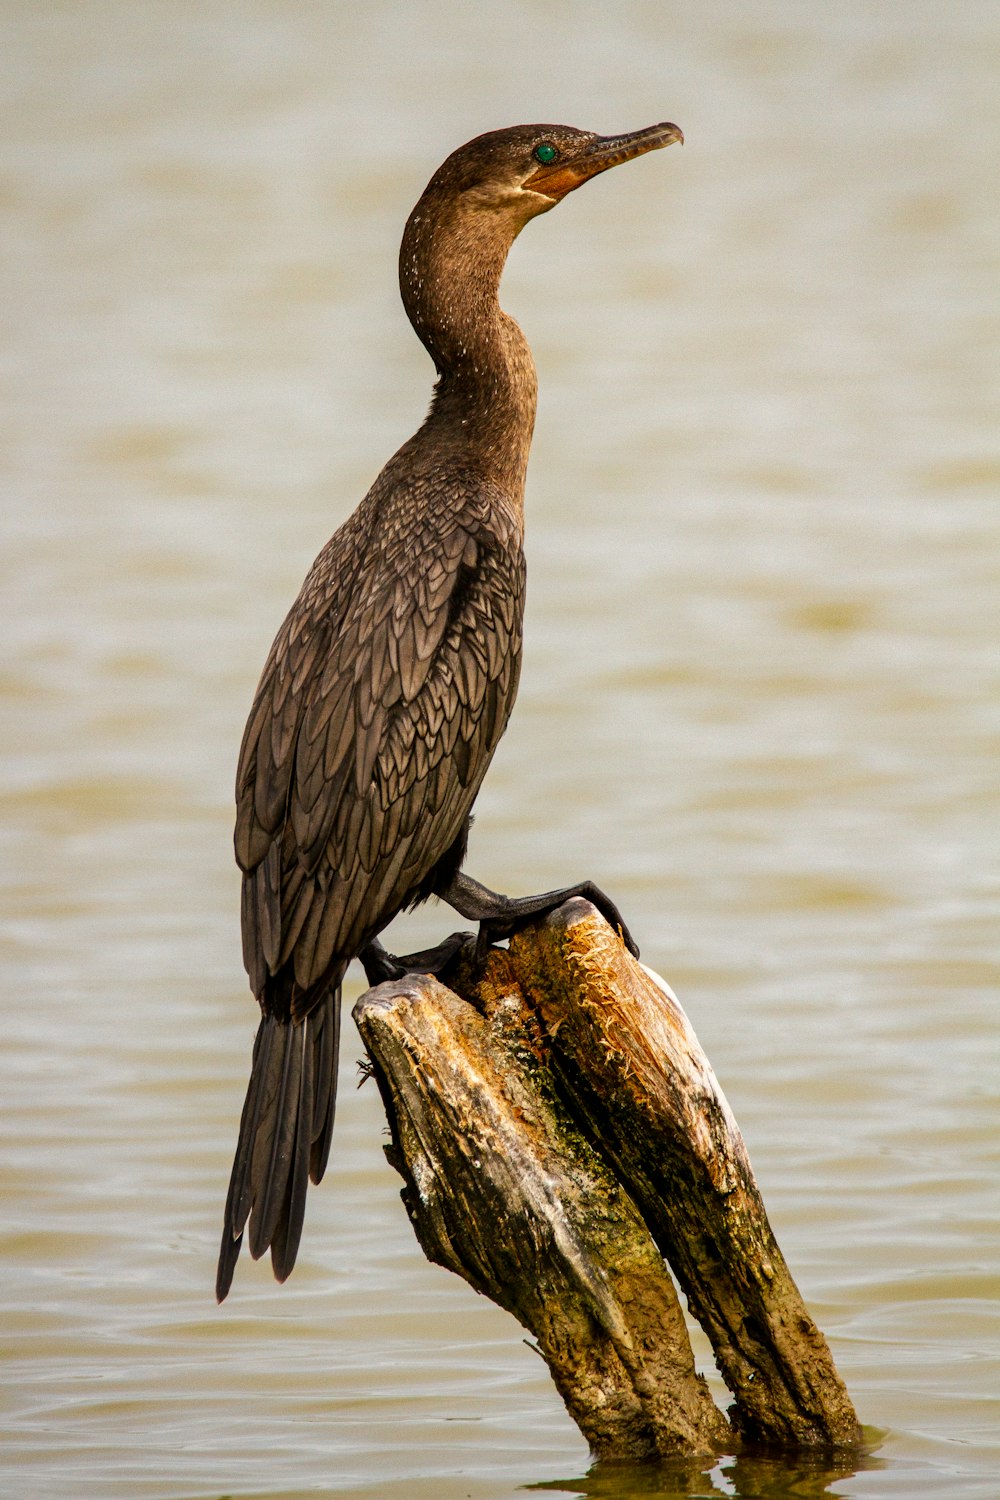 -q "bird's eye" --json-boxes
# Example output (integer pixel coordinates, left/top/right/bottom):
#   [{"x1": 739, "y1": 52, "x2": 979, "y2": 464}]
[{"x1": 533, "y1": 143, "x2": 559, "y2": 164}]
